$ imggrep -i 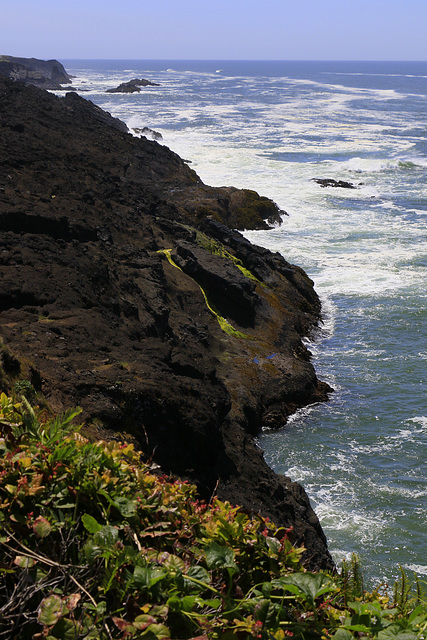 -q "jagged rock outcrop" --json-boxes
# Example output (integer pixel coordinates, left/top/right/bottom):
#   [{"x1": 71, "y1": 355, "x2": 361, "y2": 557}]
[
  {"x1": 107, "y1": 78, "x2": 160, "y2": 93},
  {"x1": 0, "y1": 75, "x2": 334, "y2": 570},
  {"x1": 0, "y1": 55, "x2": 72, "y2": 89},
  {"x1": 133, "y1": 126, "x2": 163, "y2": 141}
]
